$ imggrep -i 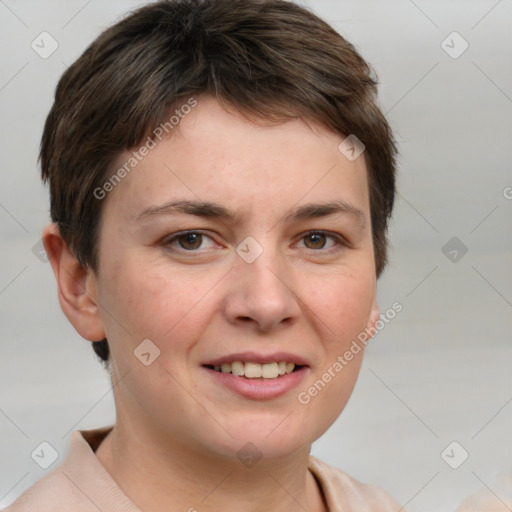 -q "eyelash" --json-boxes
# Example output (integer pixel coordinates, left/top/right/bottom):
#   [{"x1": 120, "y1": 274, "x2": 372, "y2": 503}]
[{"x1": 162, "y1": 230, "x2": 349, "y2": 254}]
